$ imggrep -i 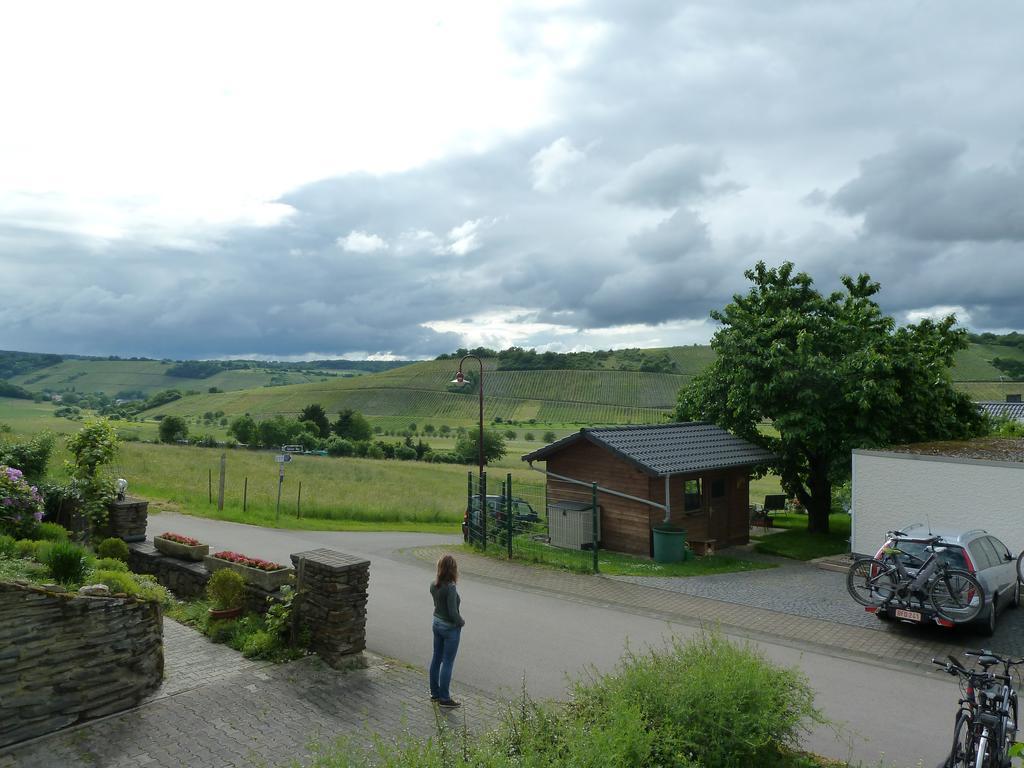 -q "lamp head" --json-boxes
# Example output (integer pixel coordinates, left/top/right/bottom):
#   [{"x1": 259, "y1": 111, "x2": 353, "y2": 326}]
[{"x1": 451, "y1": 371, "x2": 465, "y2": 385}]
